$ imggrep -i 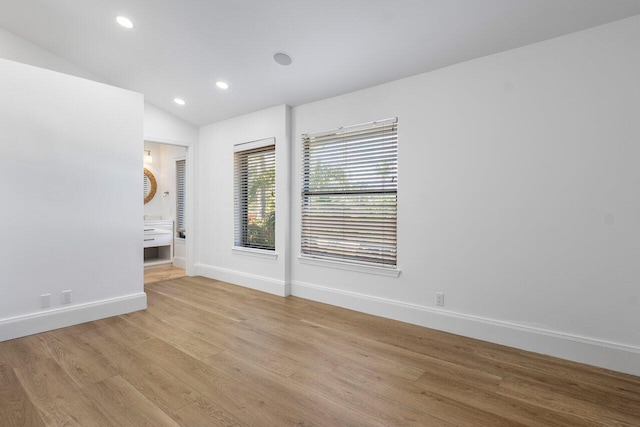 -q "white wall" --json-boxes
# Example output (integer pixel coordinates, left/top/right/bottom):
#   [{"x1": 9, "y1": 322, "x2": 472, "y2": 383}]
[
  {"x1": 196, "y1": 105, "x2": 290, "y2": 296},
  {"x1": 1, "y1": 25, "x2": 198, "y2": 276},
  {"x1": 0, "y1": 58, "x2": 146, "y2": 340},
  {"x1": 143, "y1": 141, "x2": 187, "y2": 220},
  {"x1": 0, "y1": 27, "x2": 102, "y2": 82},
  {"x1": 0, "y1": 26, "x2": 198, "y2": 150},
  {"x1": 144, "y1": 103, "x2": 198, "y2": 146},
  {"x1": 288, "y1": 16, "x2": 640, "y2": 374}
]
